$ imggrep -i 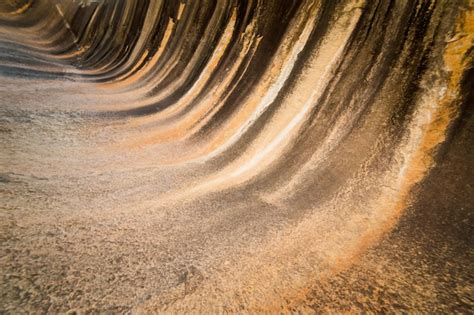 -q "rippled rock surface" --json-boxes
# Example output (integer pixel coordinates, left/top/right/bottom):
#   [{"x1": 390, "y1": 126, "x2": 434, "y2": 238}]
[{"x1": 1, "y1": 0, "x2": 473, "y2": 313}]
